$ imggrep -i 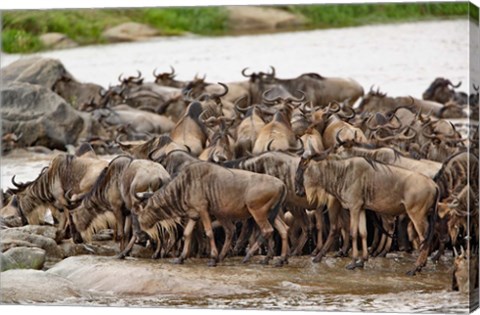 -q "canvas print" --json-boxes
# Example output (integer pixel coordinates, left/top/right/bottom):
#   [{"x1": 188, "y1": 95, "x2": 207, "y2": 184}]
[{"x1": 0, "y1": 1, "x2": 478, "y2": 314}]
